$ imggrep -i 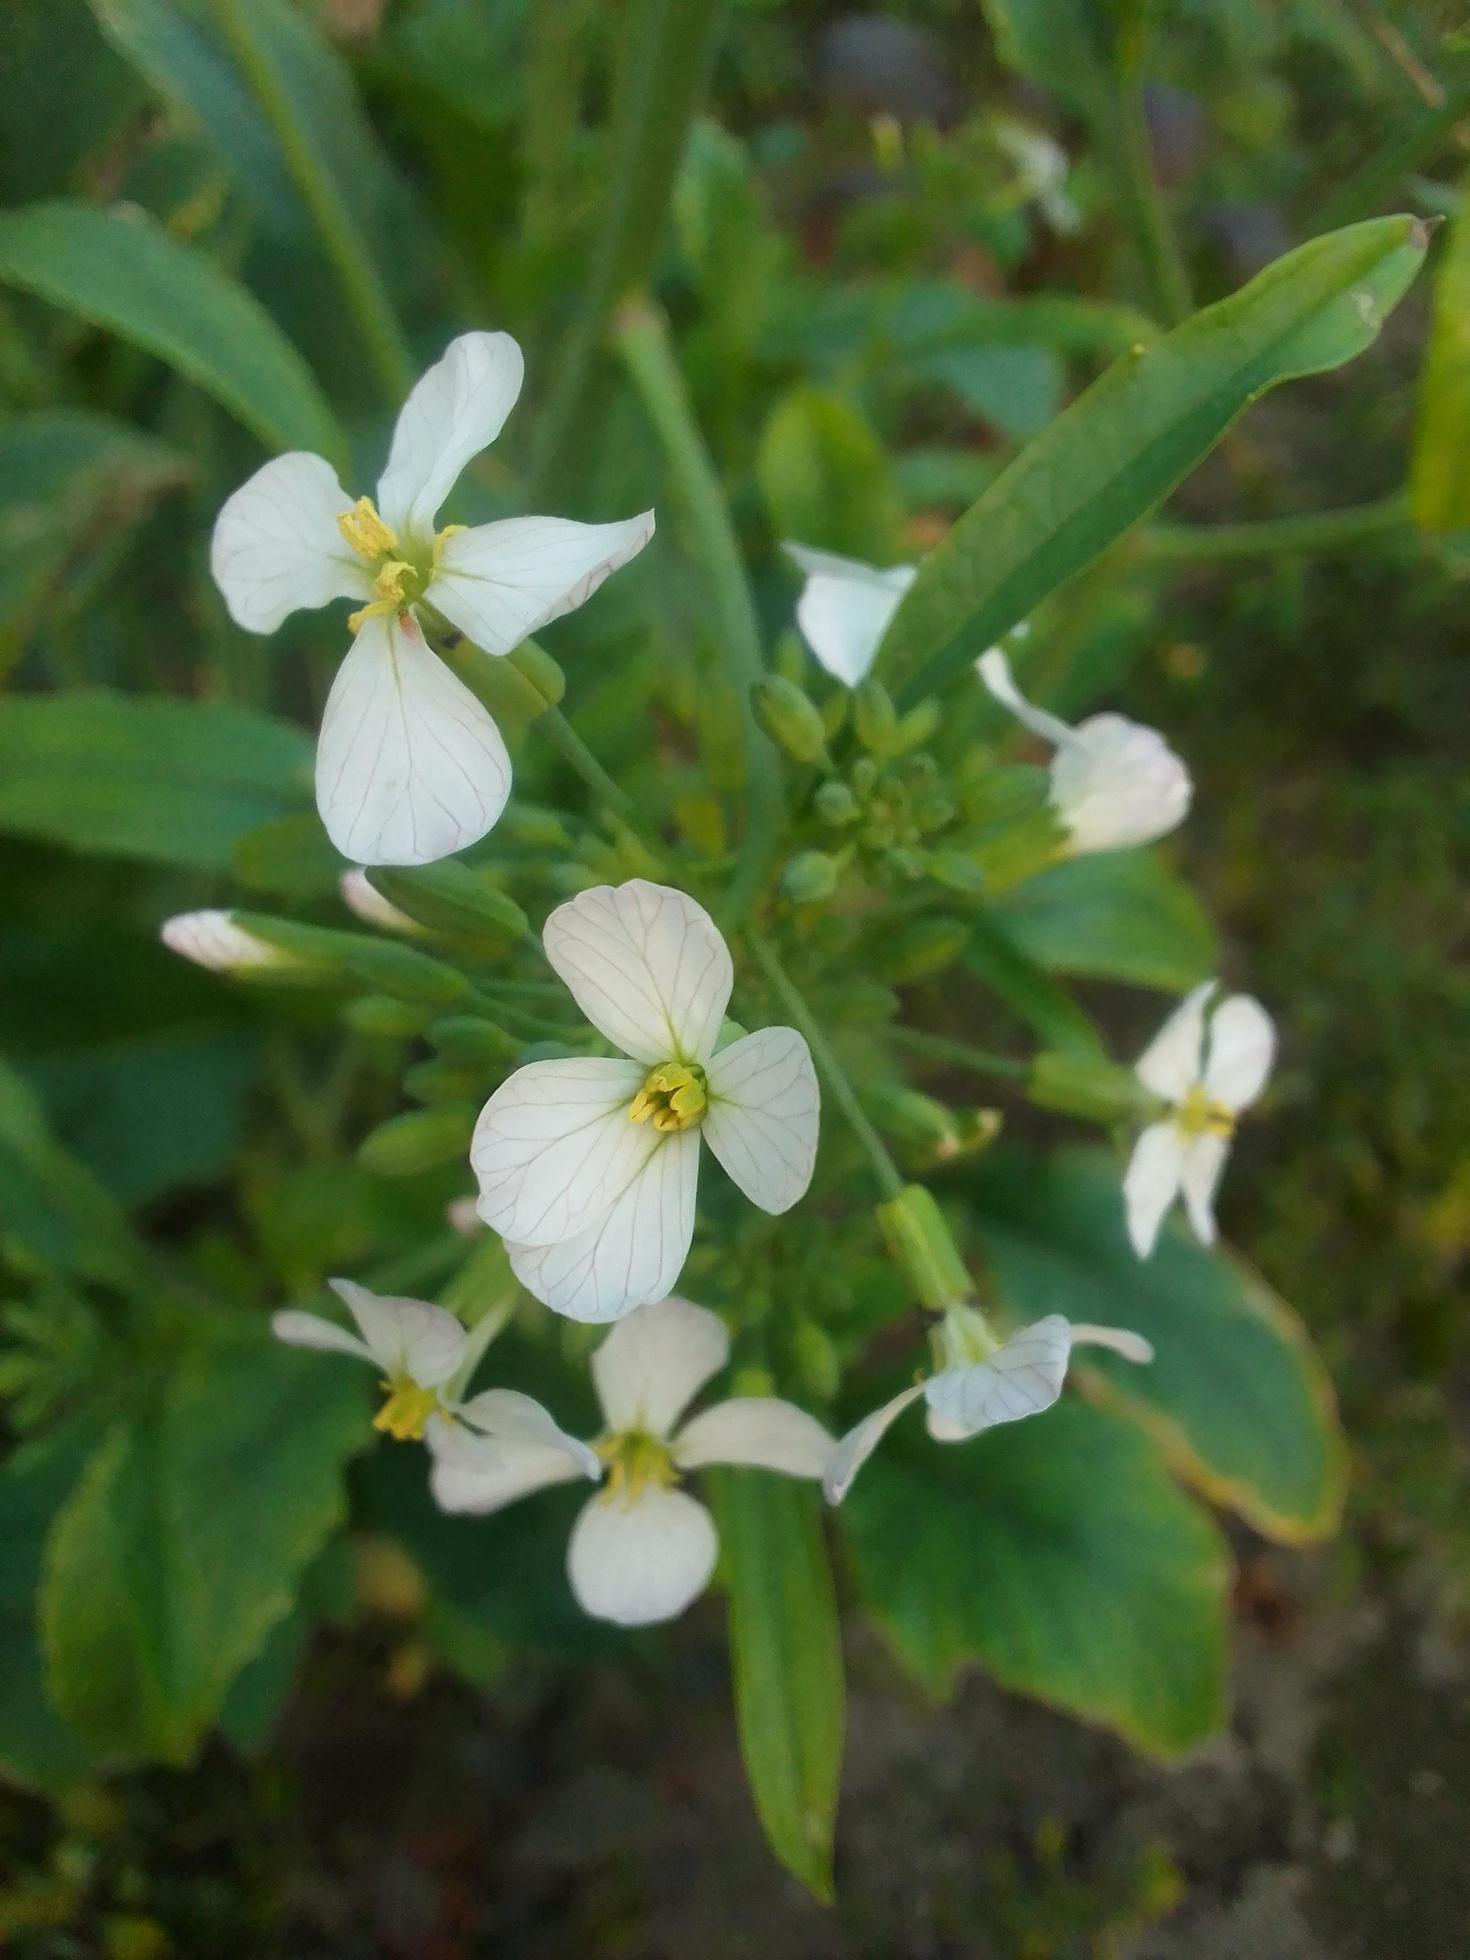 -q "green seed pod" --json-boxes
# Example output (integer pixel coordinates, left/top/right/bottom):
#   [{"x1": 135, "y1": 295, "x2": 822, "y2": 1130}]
[
  {"x1": 814, "y1": 779, "x2": 860, "y2": 826},
  {"x1": 853, "y1": 678, "x2": 897, "y2": 754},
  {"x1": 850, "y1": 756, "x2": 878, "y2": 798},
  {"x1": 753, "y1": 675, "x2": 829, "y2": 763},
  {"x1": 781, "y1": 850, "x2": 840, "y2": 903},
  {"x1": 358, "y1": 1104, "x2": 477, "y2": 1176}
]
